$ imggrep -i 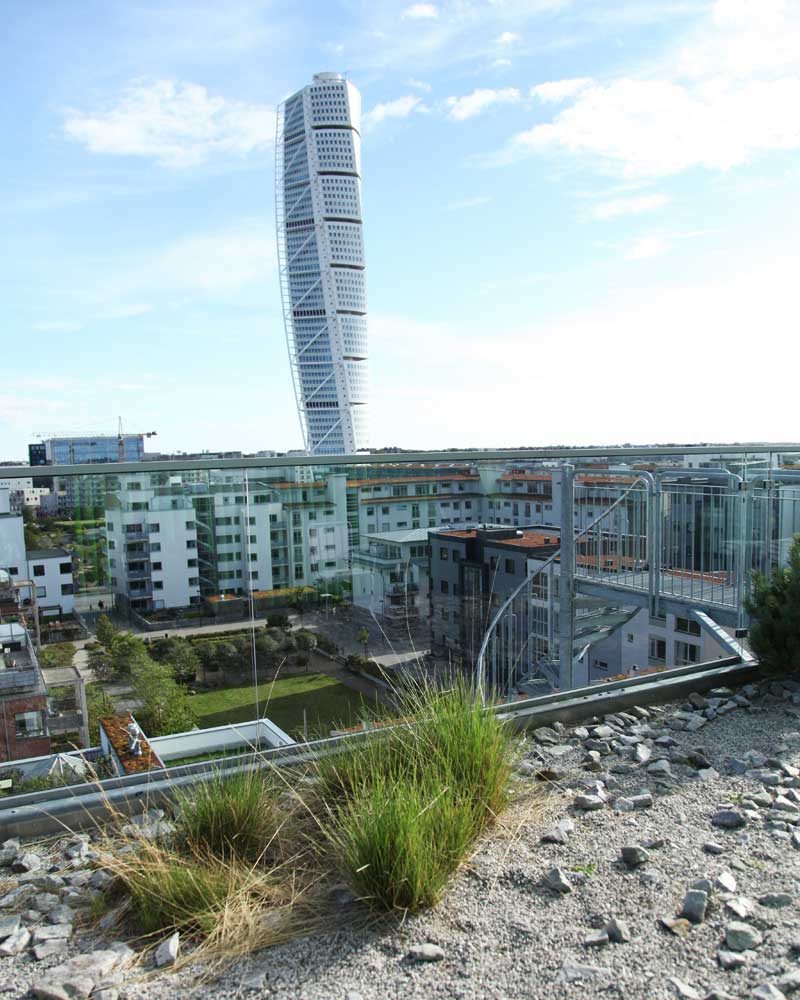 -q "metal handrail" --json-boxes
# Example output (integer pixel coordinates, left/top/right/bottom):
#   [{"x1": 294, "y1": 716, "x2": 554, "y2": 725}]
[{"x1": 474, "y1": 474, "x2": 654, "y2": 699}]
